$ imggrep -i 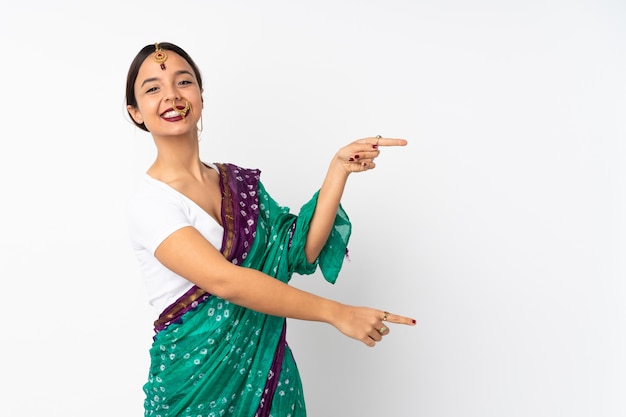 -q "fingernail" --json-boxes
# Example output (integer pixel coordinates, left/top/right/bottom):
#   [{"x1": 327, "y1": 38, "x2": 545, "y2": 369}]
[
  {"x1": 372, "y1": 144, "x2": 378, "y2": 149},
  {"x1": 349, "y1": 157, "x2": 354, "y2": 162},
  {"x1": 412, "y1": 319, "x2": 416, "y2": 324},
  {"x1": 354, "y1": 154, "x2": 360, "y2": 159}
]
